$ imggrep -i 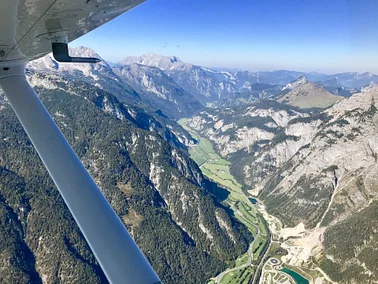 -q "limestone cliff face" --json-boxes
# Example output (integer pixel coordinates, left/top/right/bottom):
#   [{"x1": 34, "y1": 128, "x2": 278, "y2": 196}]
[
  {"x1": 188, "y1": 89, "x2": 378, "y2": 227},
  {"x1": 188, "y1": 101, "x2": 309, "y2": 157},
  {"x1": 187, "y1": 88, "x2": 378, "y2": 283},
  {"x1": 257, "y1": 87, "x2": 378, "y2": 229}
]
